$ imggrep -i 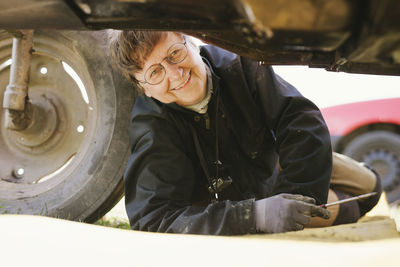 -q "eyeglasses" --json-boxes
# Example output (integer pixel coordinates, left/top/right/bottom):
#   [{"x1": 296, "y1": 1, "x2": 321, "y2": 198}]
[{"x1": 138, "y1": 40, "x2": 188, "y2": 85}]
